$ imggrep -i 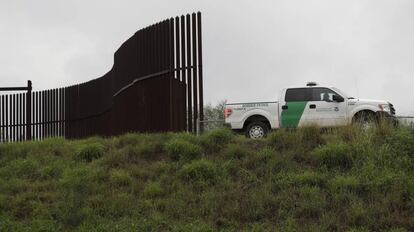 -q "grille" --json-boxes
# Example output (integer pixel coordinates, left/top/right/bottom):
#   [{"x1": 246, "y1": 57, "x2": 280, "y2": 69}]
[{"x1": 389, "y1": 103, "x2": 396, "y2": 115}]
